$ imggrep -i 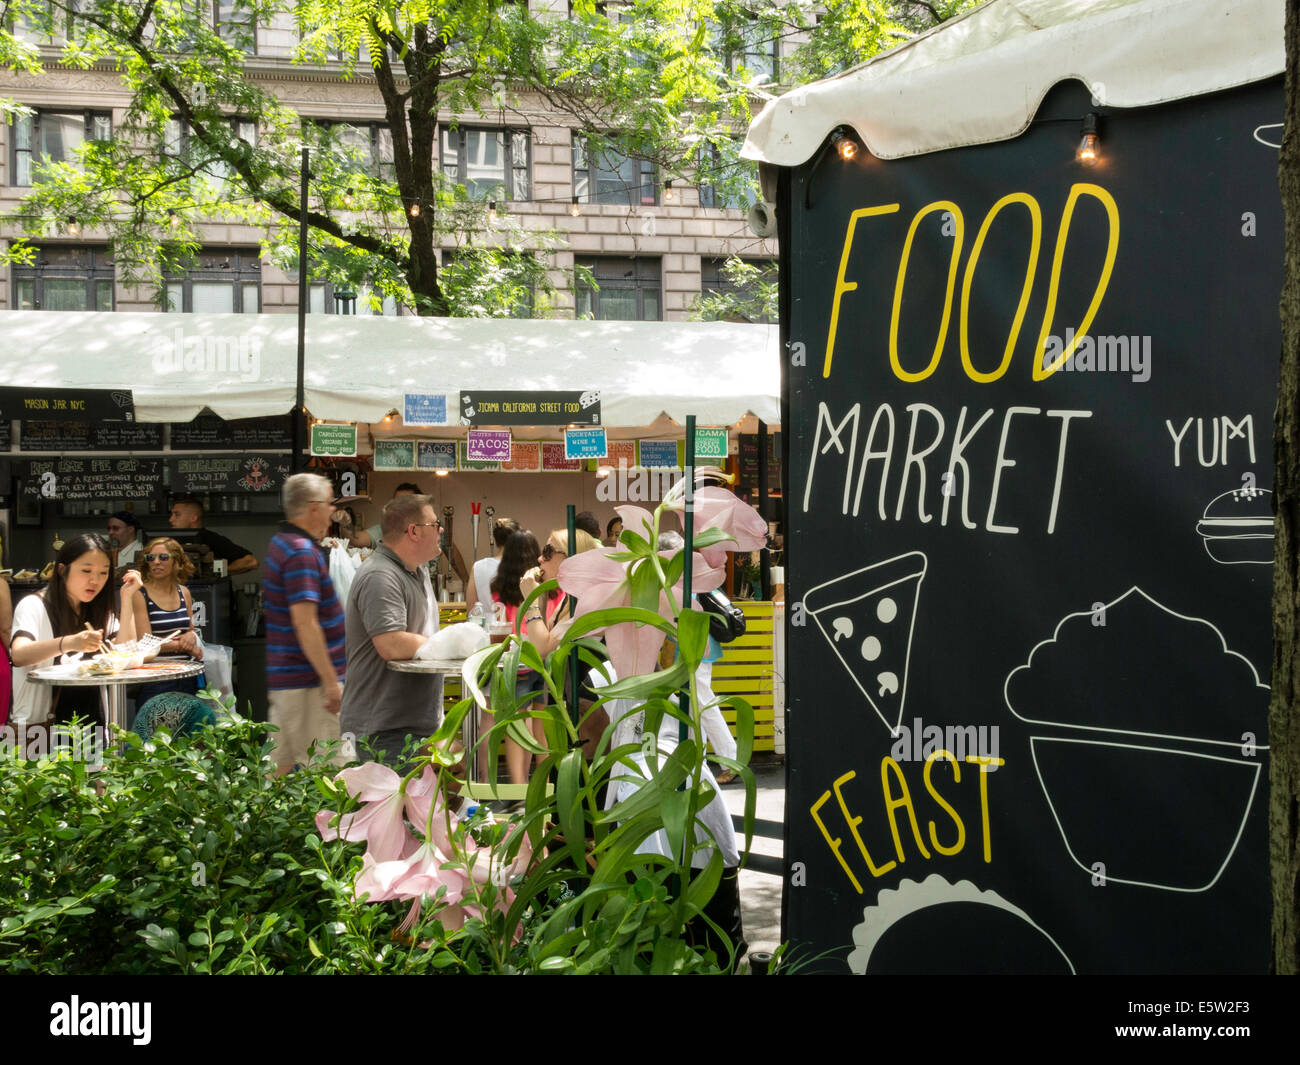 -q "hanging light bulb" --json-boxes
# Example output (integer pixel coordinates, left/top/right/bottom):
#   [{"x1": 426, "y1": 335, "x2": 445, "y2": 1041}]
[
  {"x1": 167, "y1": 209, "x2": 181, "y2": 228},
  {"x1": 66, "y1": 216, "x2": 80, "y2": 236},
  {"x1": 1077, "y1": 113, "x2": 1100, "y2": 166},
  {"x1": 663, "y1": 180, "x2": 674, "y2": 202},
  {"x1": 408, "y1": 201, "x2": 421, "y2": 218},
  {"x1": 569, "y1": 195, "x2": 581, "y2": 218},
  {"x1": 830, "y1": 129, "x2": 858, "y2": 161},
  {"x1": 342, "y1": 187, "x2": 355, "y2": 208},
  {"x1": 487, "y1": 200, "x2": 497, "y2": 224},
  {"x1": 434, "y1": 468, "x2": 450, "y2": 477}
]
